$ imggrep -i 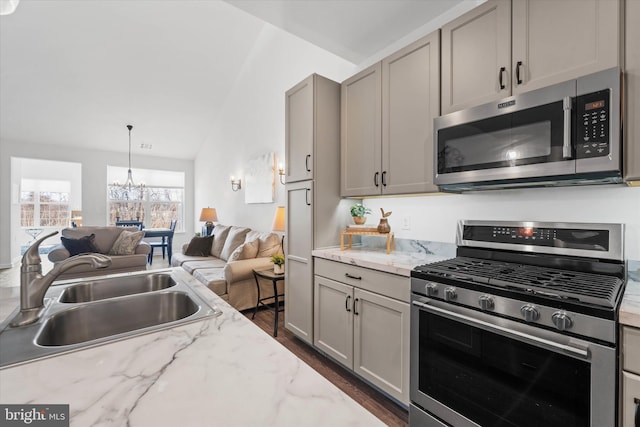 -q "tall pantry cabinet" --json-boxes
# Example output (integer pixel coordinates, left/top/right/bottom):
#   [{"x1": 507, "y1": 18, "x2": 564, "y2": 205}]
[{"x1": 284, "y1": 74, "x2": 351, "y2": 344}]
